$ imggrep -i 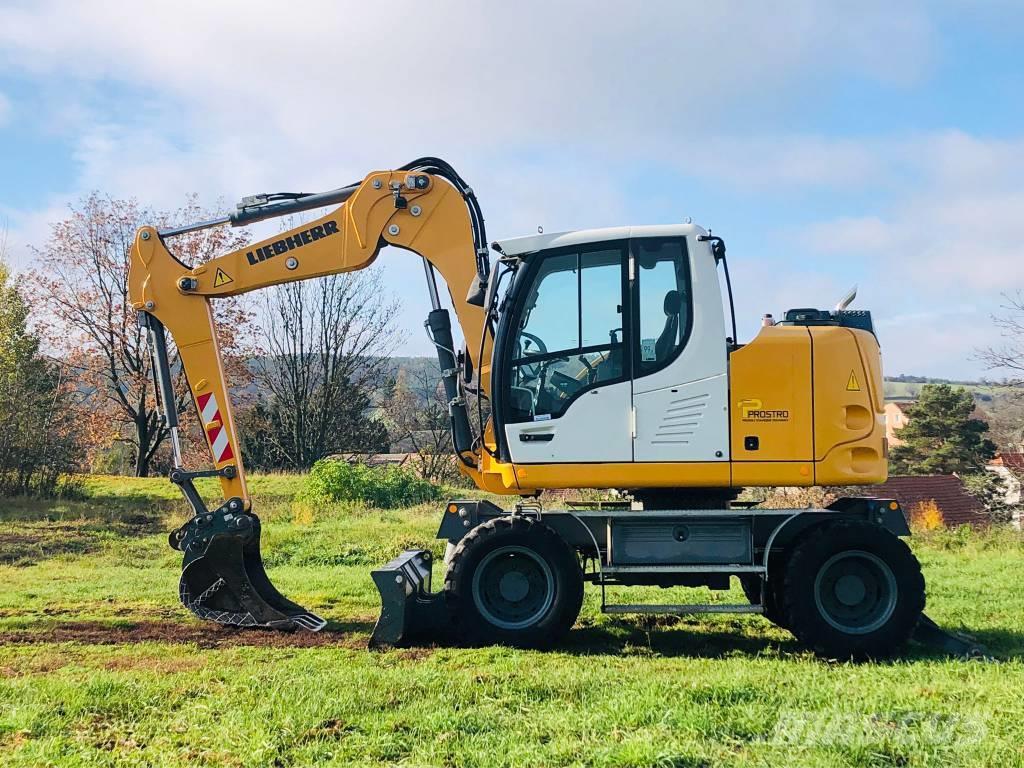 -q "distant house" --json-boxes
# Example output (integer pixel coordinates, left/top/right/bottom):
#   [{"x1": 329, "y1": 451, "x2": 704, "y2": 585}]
[
  {"x1": 990, "y1": 452, "x2": 1024, "y2": 472},
  {"x1": 863, "y1": 475, "x2": 988, "y2": 527},
  {"x1": 987, "y1": 453, "x2": 1023, "y2": 527},
  {"x1": 884, "y1": 401, "x2": 914, "y2": 447}
]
